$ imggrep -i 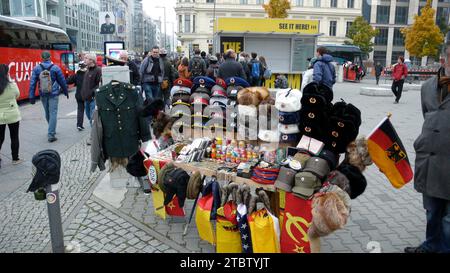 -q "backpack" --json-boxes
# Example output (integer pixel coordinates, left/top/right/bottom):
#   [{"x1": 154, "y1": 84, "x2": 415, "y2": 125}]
[
  {"x1": 191, "y1": 57, "x2": 204, "y2": 78},
  {"x1": 251, "y1": 61, "x2": 260, "y2": 79},
  {"x1": 263, "y1": 68, "x2": 272, "y2": 80},
  {"x1": 38, "y1": 64, "x2": 54, "y2": 94}
]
